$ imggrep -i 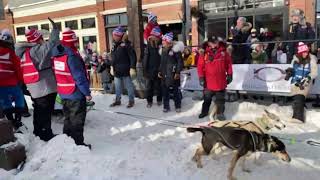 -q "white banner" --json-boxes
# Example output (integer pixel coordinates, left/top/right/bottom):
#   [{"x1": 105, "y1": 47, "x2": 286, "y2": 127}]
[{"x1": 181, "y1": 65, "x2": 320, "y2": 95}]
